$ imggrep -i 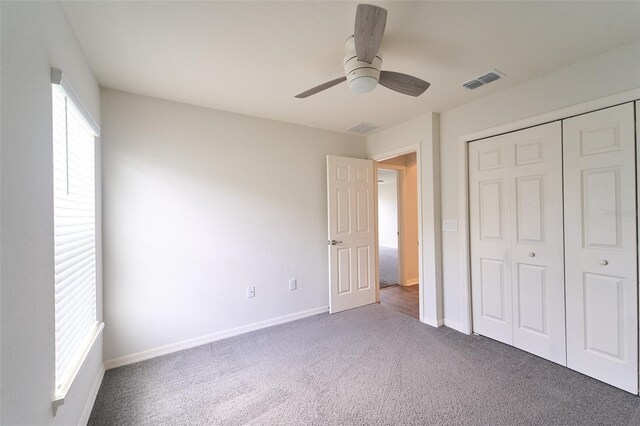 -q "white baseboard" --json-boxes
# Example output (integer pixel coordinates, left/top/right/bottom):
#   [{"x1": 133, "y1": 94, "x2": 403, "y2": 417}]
[
  {"x1": 79, "y1": 363, "x2": 105, "y2": 426},
  {"x1": 104, "y1": 306, "x2": 329, "y2": 370},
  {"x1": 403, "y1": 278, "x2": 419, "y2": 286}
]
